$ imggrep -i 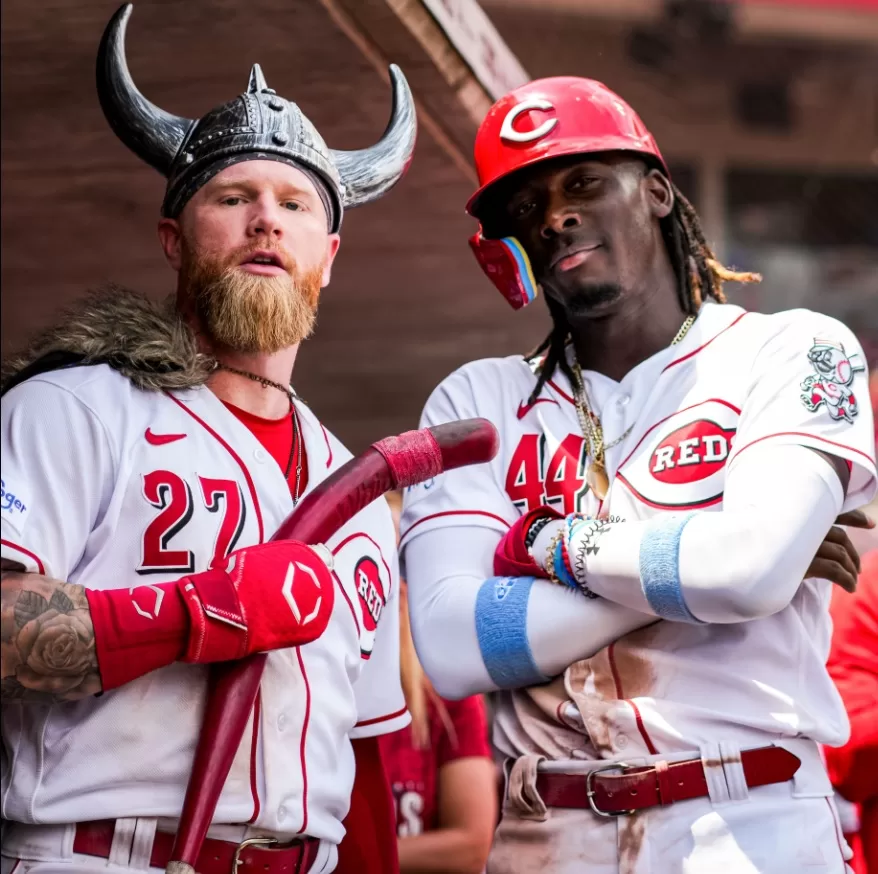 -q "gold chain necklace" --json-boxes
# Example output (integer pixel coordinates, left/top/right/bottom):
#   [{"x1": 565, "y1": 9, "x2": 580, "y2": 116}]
[{"x1": 571, "y1": 315, "x2": 696, "y2": 500}]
